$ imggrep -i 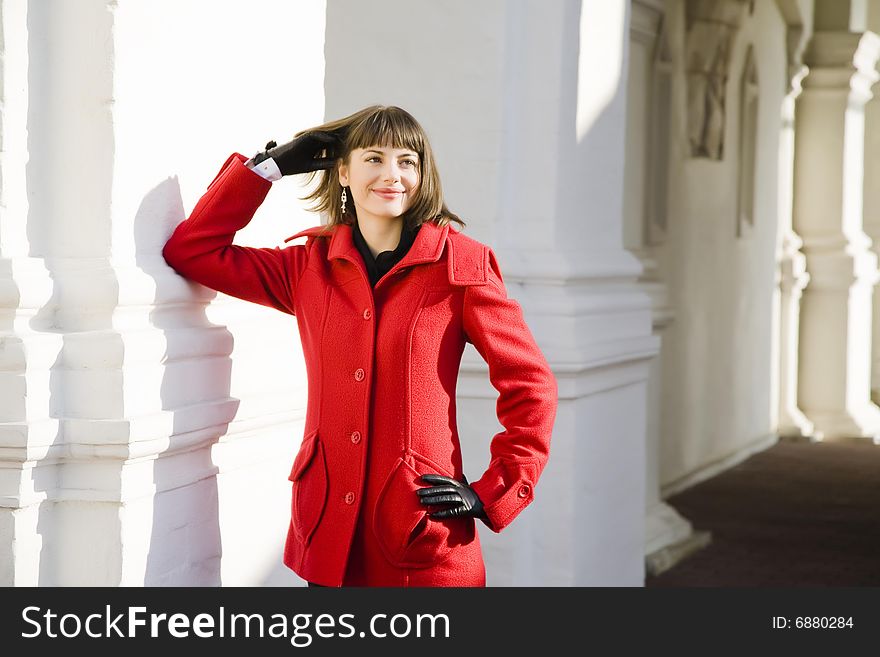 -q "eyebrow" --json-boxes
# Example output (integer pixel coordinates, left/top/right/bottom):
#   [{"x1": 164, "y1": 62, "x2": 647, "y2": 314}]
[{"x1": 364, "y1": 149, "x2": 419, "y2": 158}]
